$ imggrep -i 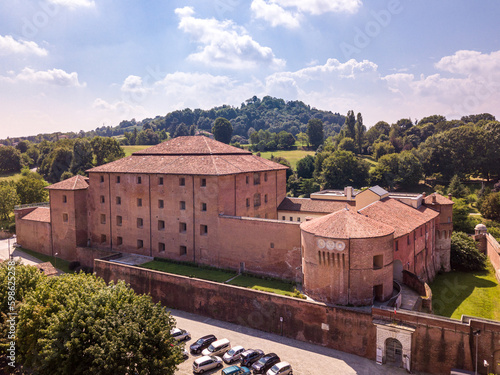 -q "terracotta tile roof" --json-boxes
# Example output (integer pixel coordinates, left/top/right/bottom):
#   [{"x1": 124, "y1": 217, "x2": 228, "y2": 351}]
[
  {"x1": 360, "y1": 198, "x2": 439, "y2": 238},
  {"x1": 278, "y1": 197, "x2": 355, "y2": 214},
  {"x1": 46, "y1": 175, "x2": 89, "y2": 190},
  {"x1": 133, "y1": 136, "x2": 251, "y2": 155},
  {"x1": 87, "y1": 154, "x2": 287, "y2": 175},
  {"x1": 21, "y1": 207, "x2": 51, "y2": 223},
  {"x1": 300, "y1": 208, "x2": 394, "y2": 239},
  {"x1": 424, "y1": 193, "x2": 454, "y2": 205},
  {"x1": 369, "y1": 185, "x2": 389, "y2": 196}
]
